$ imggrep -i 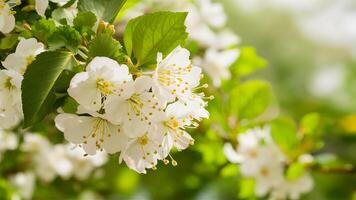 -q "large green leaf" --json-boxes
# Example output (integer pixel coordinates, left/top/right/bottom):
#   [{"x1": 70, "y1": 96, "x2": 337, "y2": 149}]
[
  {"x1": 22, "y1": 51, "x2": 76, "y2": 127},
  {"x1": 123, "y1": 17, "x2": 142, "y2": 57},
  {"x1": 230, "y1": 80, "x2": 272, "y2": 119},
  {"x1": 124, "y1": 11, "x2": 188, "y2": 65},
  {"x1": 271, "y1": 117, "x2": 299, "y2": 155},
  {"x1": 231, "y1": 47, "x2": 267, "y2": 76},
  {"x1": 78, "y1": 0, "x2": 126, "y2": 23}
]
